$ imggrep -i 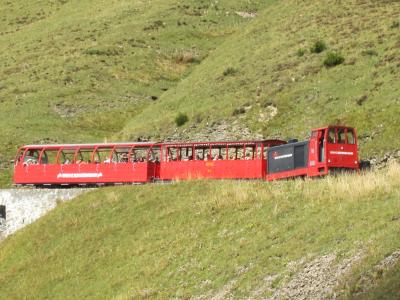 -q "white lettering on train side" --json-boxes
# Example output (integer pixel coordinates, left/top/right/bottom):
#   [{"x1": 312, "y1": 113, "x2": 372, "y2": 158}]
[
  {"x1": 57, "y1": 173, "x2": 103, "y2": 179},
  {"x1": 274, "y1": 154, "x2": 293, "y2": 160},
  {"x1": 329, "y1": 151, "x2": 354, "y2": 156}
]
